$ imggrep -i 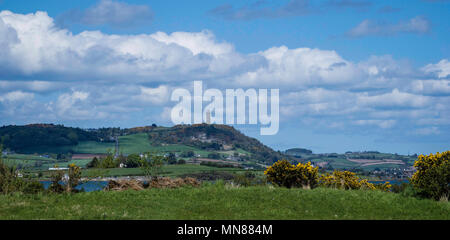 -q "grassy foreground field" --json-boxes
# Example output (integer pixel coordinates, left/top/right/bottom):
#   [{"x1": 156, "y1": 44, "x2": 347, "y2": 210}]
[
  {"x1": 80, "y1": 164, "x2": 254, "y2": 177},
  {"x1": 0, "y1": 185, "x2": 448, "y2": 220}
]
